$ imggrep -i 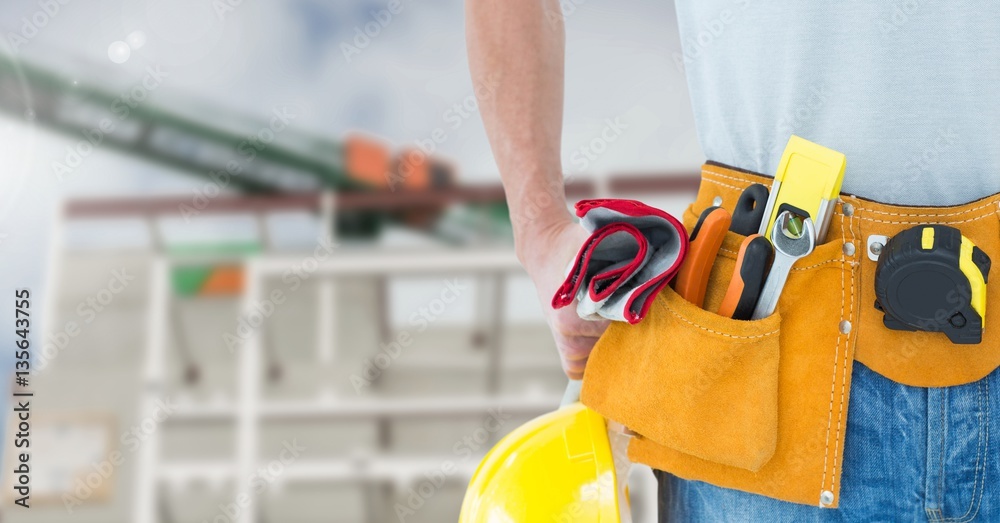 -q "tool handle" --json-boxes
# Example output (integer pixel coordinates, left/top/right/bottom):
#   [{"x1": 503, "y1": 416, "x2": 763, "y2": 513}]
[
  {"x1": 674, "y1": 207, "x2": 732, "y2": 307},
  {"x1": 719, "y1": 234, "x2": 772, "y2": 319},
  {"x1": 561, "y1": 380, "x2": 583, "y2": 407},
  {"x1": 751, "y1": 269, "x2": 789, "y2": 319},
  {"x1": 730, "y1": 184, "x2": 769, "y2": 236}
]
